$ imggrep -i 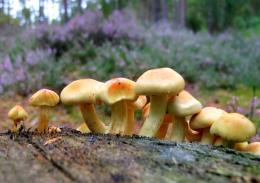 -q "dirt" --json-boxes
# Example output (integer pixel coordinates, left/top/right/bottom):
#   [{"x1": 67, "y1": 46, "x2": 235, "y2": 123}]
[{"x1": 0, "y1": 128, "x2": 259, "y2": 183}]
